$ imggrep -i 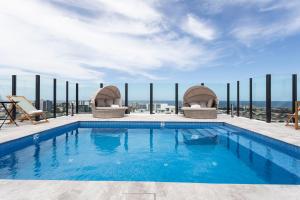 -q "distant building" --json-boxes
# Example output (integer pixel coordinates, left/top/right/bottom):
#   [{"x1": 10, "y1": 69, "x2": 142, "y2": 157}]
[
  {"x1": 155, "y1": 103, "x2": 175, "y2": 114},
  {"x1": 74, "y1": 100, "x2": 91, "y2": 113},
  {"x1": 42, "y1": 100, "x2": 53, "y2": 112},
  {"x1": 133, "y1": 103, "x2": 176, "y2": 114}
]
